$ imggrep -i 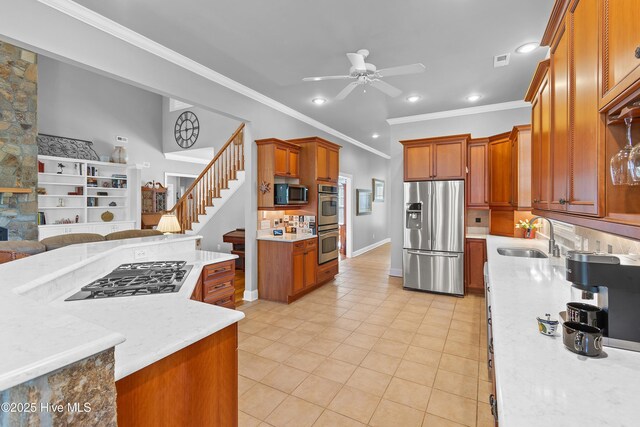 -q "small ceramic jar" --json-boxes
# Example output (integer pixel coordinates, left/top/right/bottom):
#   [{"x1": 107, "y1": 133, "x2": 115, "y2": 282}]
[{"x1": 536, "y1": 313, "x2": 559, "y2": 336}]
